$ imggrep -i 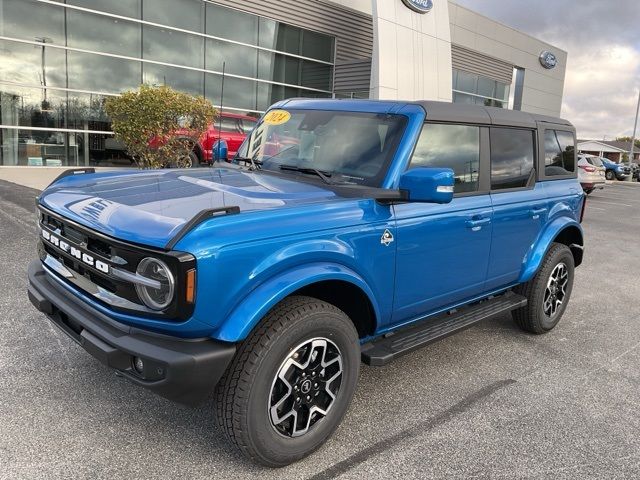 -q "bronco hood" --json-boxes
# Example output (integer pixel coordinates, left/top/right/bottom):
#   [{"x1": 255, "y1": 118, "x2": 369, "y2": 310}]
[{"x1": 39, "y1": 168, "x2": 338, "y2": 249}]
